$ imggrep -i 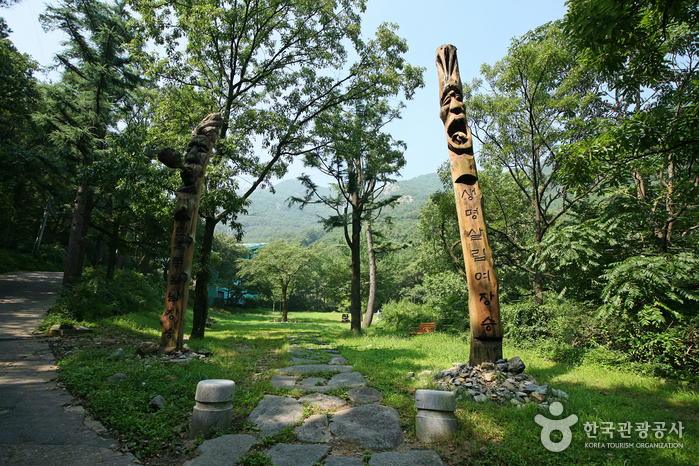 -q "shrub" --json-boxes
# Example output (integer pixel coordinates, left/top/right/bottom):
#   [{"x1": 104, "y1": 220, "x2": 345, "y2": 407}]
[
  {"x1": 379, "y1": 299, "x2": 439, "y2": 332},
  {"x1": 44, "y1": 267, "x2": 163, "y2": 324}
]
